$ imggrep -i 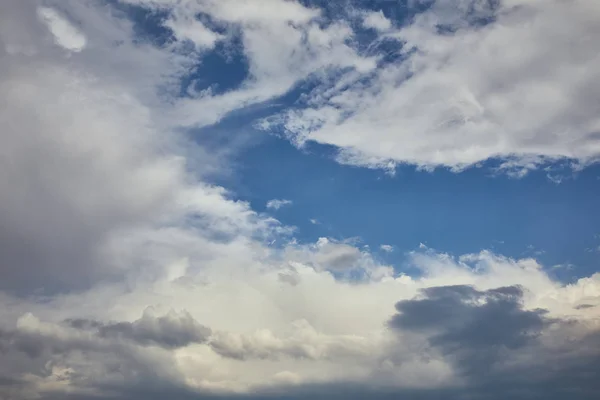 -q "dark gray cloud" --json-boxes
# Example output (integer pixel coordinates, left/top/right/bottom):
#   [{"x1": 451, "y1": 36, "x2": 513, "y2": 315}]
[
  {"x1": 574, "y1": 304, "x2": 596, "y2": 310},
  {"x1": 66, "y1": 310, "x2": 211, "y2": 349},
  {"x1": 0, "y1": 315, "x2": 190, "y2": 400},
  {"x1": 389, "y1": 285, "x2": 548, "y2": 375},
  {"x1": 44, "y1": 286, "x2": 599, "y2": 400},
  {"x1": 386, "y1": 284, "x2": 600, "y2": 398},
  {"x1": 1, "y1": 295, "x2": 599, "y2": 400}
]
